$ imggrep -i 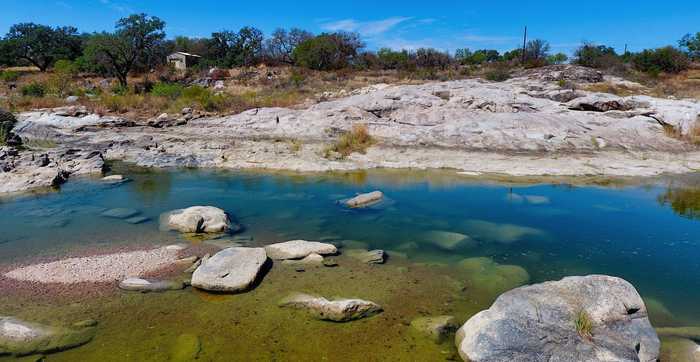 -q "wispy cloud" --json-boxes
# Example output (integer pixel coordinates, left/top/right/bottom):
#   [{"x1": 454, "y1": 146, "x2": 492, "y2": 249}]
[
  {"x1": 98, "y1": 0, "x2": 134, "y2": 13},
  {"x1": 320, "y1": 17, "x2": 413, "y2": 36}
]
